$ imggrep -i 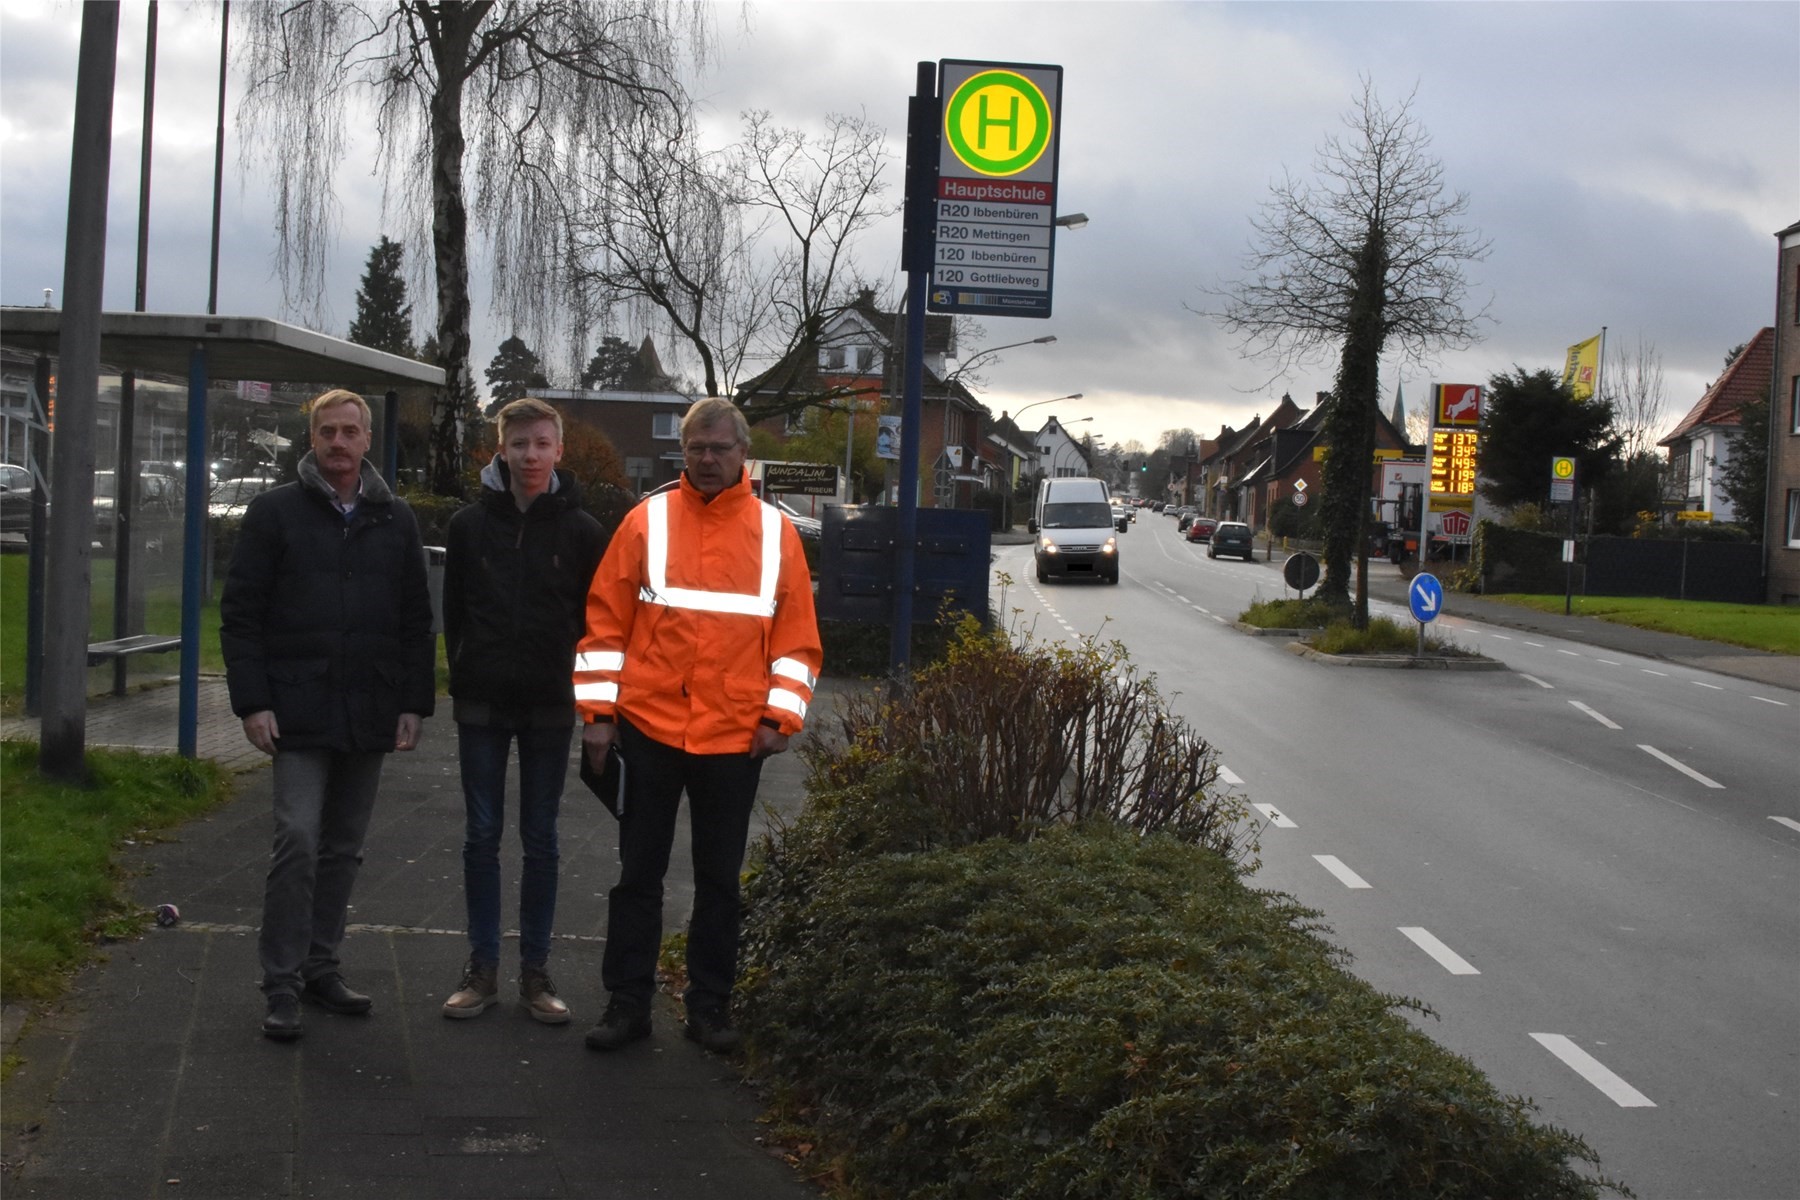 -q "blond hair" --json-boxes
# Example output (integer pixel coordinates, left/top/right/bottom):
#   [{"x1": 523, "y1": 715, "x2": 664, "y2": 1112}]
[
  {"x1": 306, "y1": 388, "x2": 371, "y2": 432},
  {"x1": 496, "y1": 396, "x2": 564, "y2": 442}
]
